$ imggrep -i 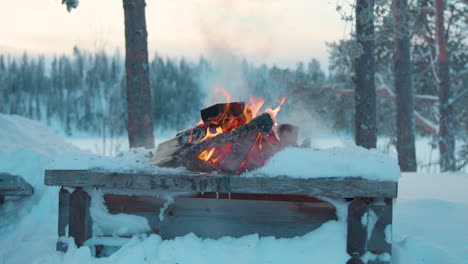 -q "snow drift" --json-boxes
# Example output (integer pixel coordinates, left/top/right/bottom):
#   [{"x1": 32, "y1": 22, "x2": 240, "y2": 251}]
[{"x1": 0, "y1": 114, "x2": 467, "y2": 264}]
